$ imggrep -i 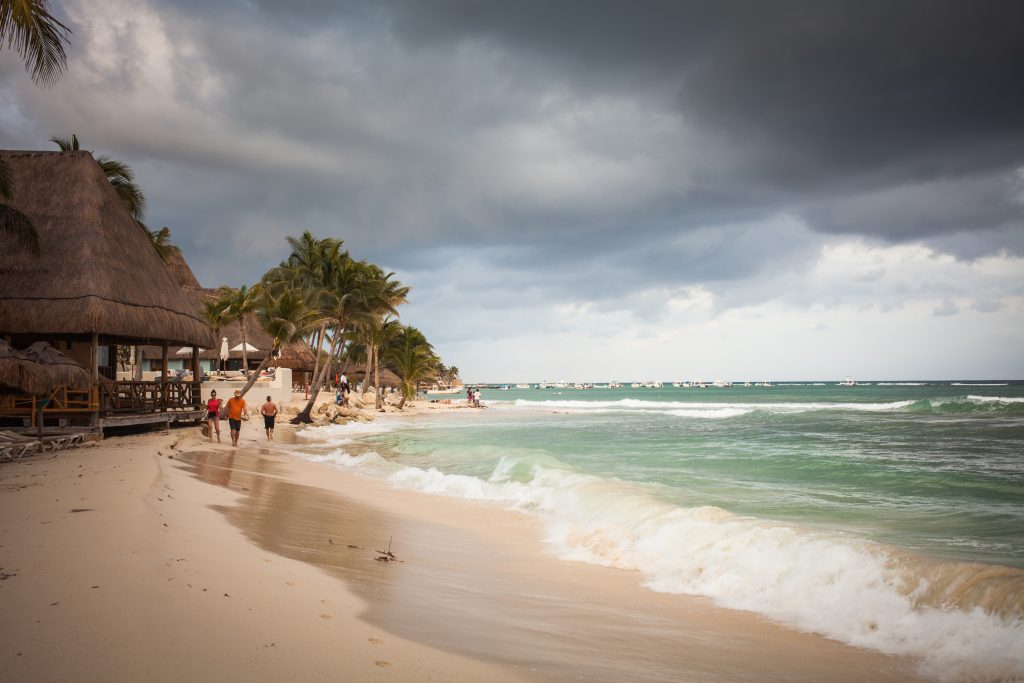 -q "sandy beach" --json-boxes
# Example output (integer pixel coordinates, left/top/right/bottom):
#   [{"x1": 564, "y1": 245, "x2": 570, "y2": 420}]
[{"x1": 0, "y1": 401, "x2": 925, "y2": 682}]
